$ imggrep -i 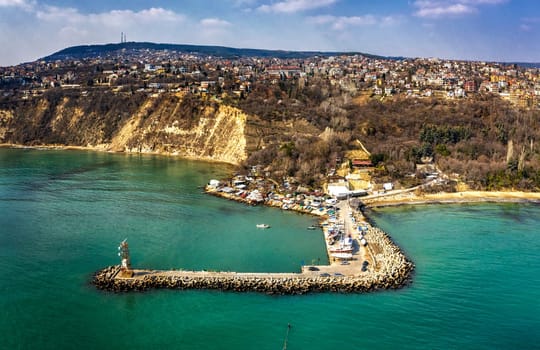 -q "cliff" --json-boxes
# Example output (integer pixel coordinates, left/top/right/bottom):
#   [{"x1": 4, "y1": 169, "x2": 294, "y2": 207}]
[{"x1": 0, "y1": 89, "x2": 251, "y2": 165}]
